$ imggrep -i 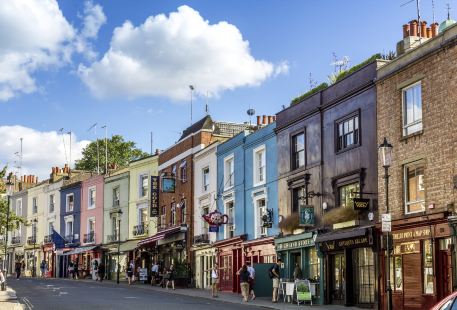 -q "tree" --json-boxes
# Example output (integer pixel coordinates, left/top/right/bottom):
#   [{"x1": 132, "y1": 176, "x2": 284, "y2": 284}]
[
  {"x1": 75, "y1": 135, "x2": 149, "y2": 173},
  {"x1": 0, "y1": 167, "x2": 26, "y2": 239}
]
